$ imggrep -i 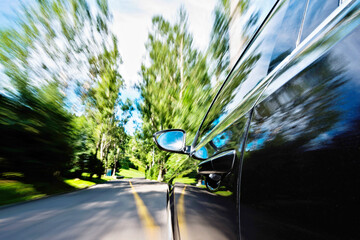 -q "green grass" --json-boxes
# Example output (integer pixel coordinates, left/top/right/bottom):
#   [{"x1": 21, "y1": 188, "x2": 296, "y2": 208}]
[
  {"x1": 80, "y1": 173, "x2": 113, "y2": 182},
  {"x1": 173, "y1": 177, "x2": 197, "y2": 185},
  {"x1": 118, "y1": 168, "x2": 145, "y2": 178},
  {"x1": 0, "y1": 180, "x2": 46, "y2": 205},
  {"x1": 0, "y1": 172, "x2": 112, "y2": 206},
  {"x1": 101, "y1": 176, "x2": 115, "y2": 181},
  {"x1": 63, "y1": 178, "x2": 96, "y2": 189}
]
